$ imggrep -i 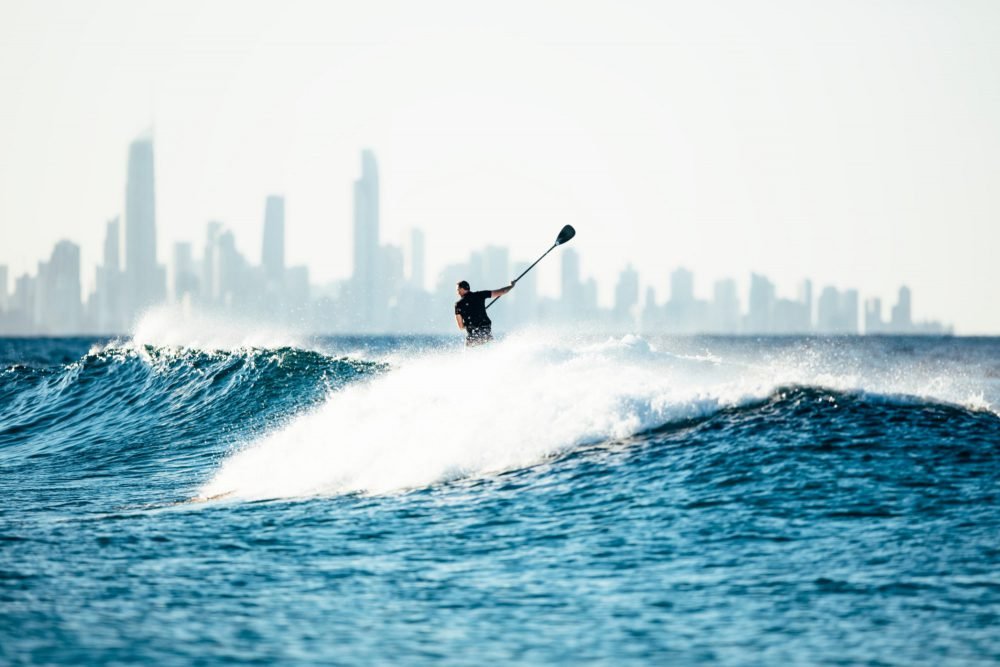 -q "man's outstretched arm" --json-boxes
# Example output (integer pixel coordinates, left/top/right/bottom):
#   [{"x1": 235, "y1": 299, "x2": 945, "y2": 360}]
[{"x1": 490, "y1": 281, "x2": 516, "y2": 298}]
